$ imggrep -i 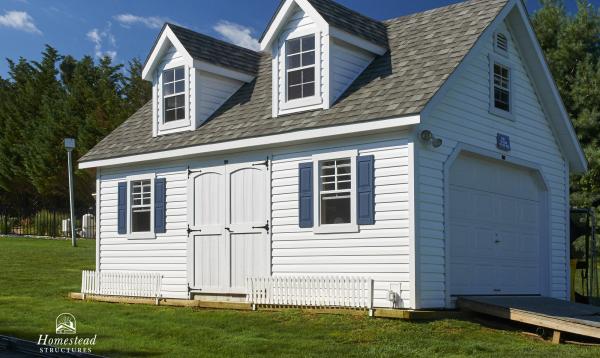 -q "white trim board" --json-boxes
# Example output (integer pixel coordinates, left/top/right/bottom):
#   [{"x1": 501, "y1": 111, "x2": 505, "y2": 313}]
[{"x1": 79, "y1": 115, "x2": 420, "y2": 169}]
